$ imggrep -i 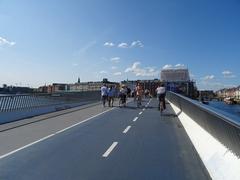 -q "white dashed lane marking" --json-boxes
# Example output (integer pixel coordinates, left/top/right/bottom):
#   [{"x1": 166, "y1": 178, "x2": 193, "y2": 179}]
[
  {"x1": 123, "y1": 126, "x2": 131, "y2": 134},
  {"x1": 102, "y1": 142, "x2": 118, "y2": 158},
  {"x1": 133, "y1": 117, "x2": 138, "y2": 122}
]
